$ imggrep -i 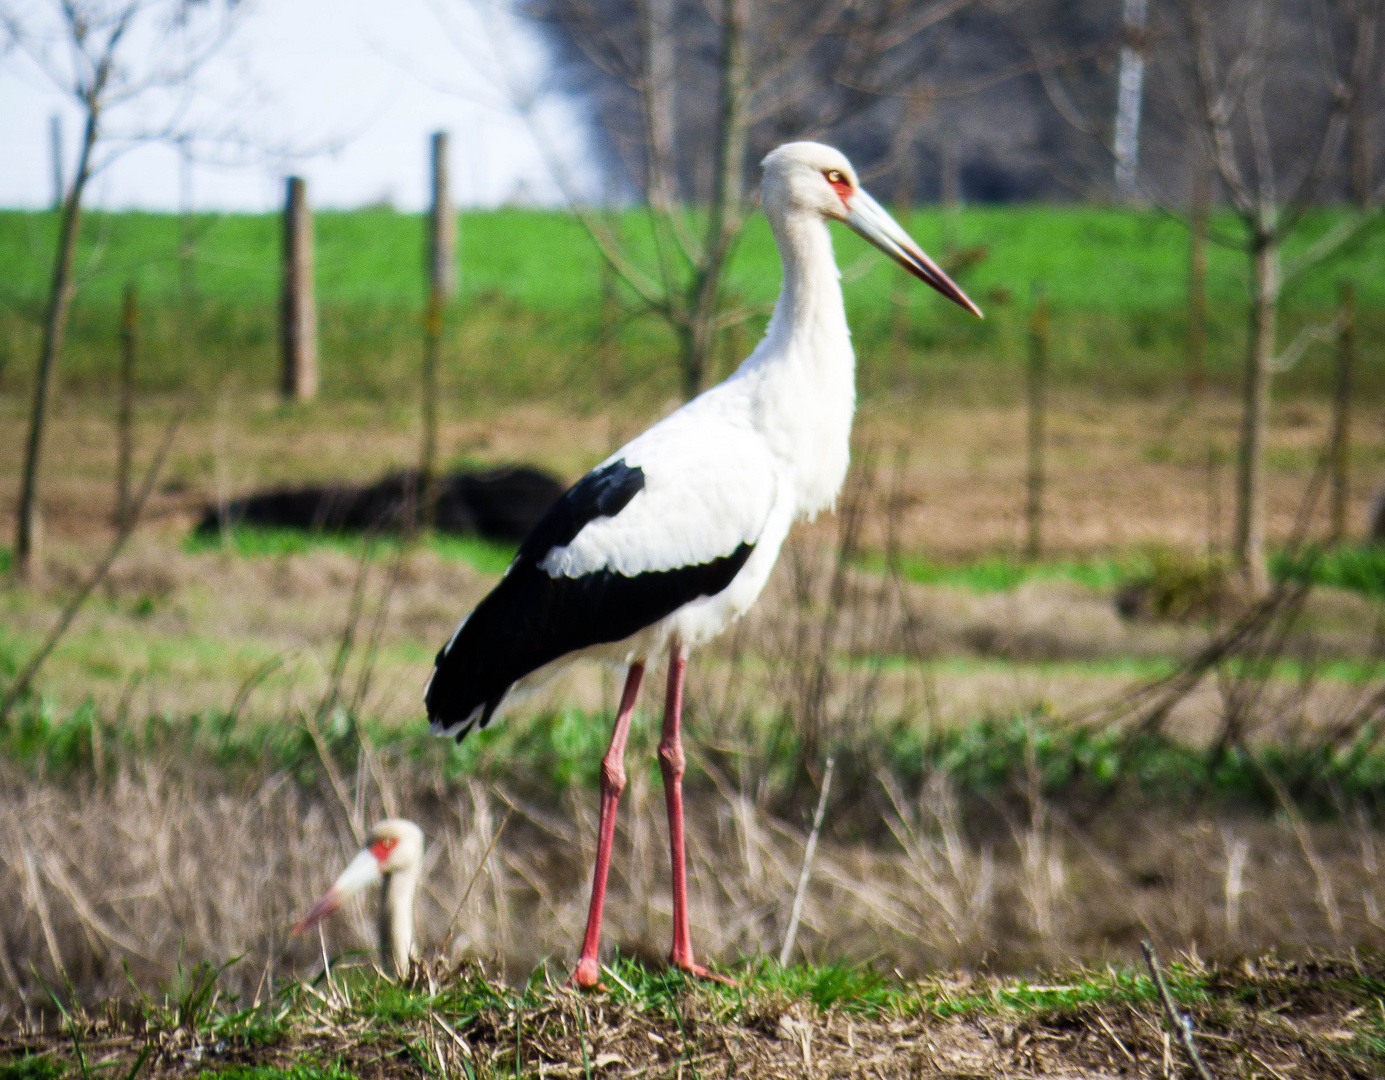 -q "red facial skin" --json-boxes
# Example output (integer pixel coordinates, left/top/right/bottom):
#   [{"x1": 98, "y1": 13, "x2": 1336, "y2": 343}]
[
  {"x1": 370, "y1": 836, "x2": 398, "y2": 864},
  {"x1": 825, "y1": 172, "x2": 853, "y2": 207}
]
